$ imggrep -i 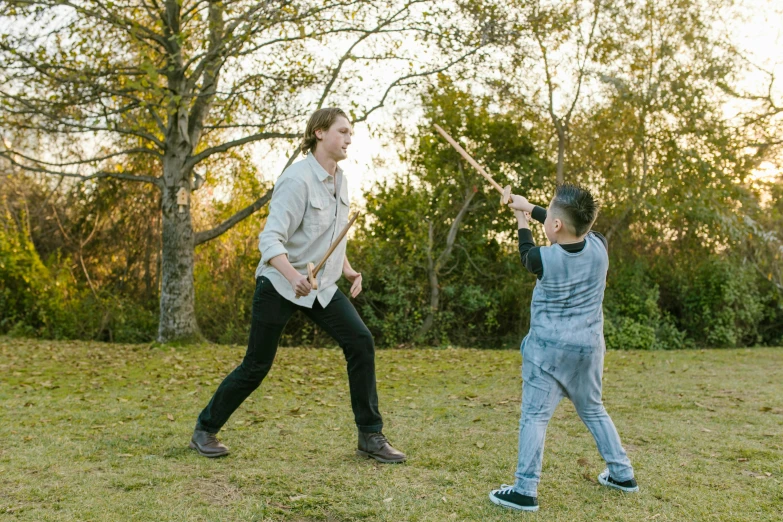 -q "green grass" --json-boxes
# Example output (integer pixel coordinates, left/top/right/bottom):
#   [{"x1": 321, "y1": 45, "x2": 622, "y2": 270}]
[{"x1": 1, "y1": 337, "x2": 782, "y2": 521}]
